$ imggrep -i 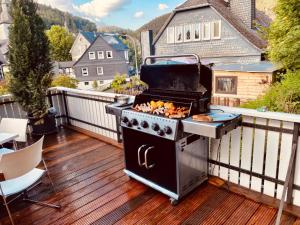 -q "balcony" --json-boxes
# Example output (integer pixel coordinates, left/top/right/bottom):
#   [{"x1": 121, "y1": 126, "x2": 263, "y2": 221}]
[{"x1": 0, "y1": 87, "x2": 300, "y2": 224}]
